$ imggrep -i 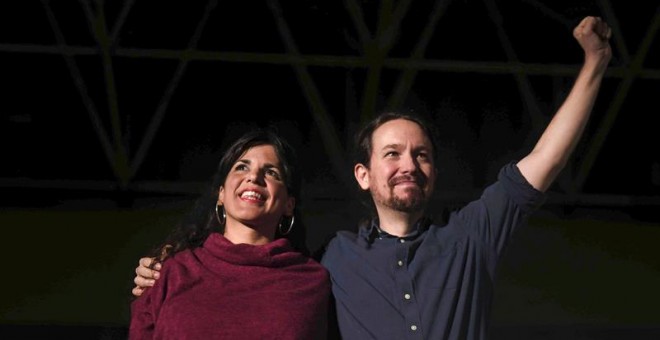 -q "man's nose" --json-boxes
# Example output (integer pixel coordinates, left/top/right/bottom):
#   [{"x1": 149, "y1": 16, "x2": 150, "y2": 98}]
[{"x1": 400, "y1": 153, "x2": 418, "y2": 174}]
